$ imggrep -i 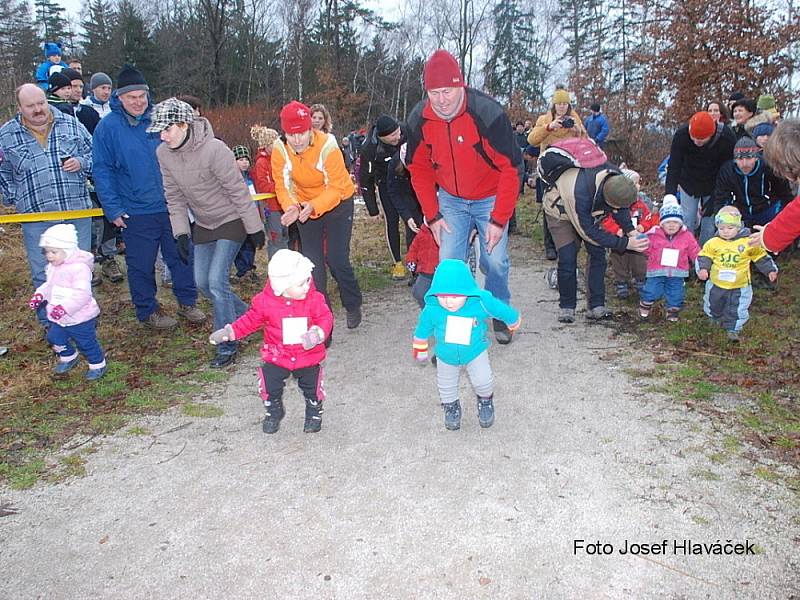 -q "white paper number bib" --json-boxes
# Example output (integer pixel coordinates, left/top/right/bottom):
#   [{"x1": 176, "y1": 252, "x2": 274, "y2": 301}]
[
  {"x1": 282, "y1": 317, "x2": 308, "y2": 345},
  {"x1": 444, "y1": 315, "x2": 473, "y2": 345},
  {"x1": 660, "y1": 248, "x2": 679, "y2": 268},
  {"x1": 718, "y1": 269, "x2": 737, "y2": 283}
]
